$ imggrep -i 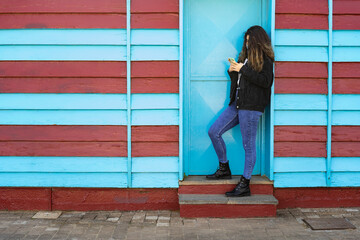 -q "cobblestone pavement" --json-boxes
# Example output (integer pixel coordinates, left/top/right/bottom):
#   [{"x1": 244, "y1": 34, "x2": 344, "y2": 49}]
[{"x1": 0, "y1": 207, "x2": 359, "y2": 240}]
